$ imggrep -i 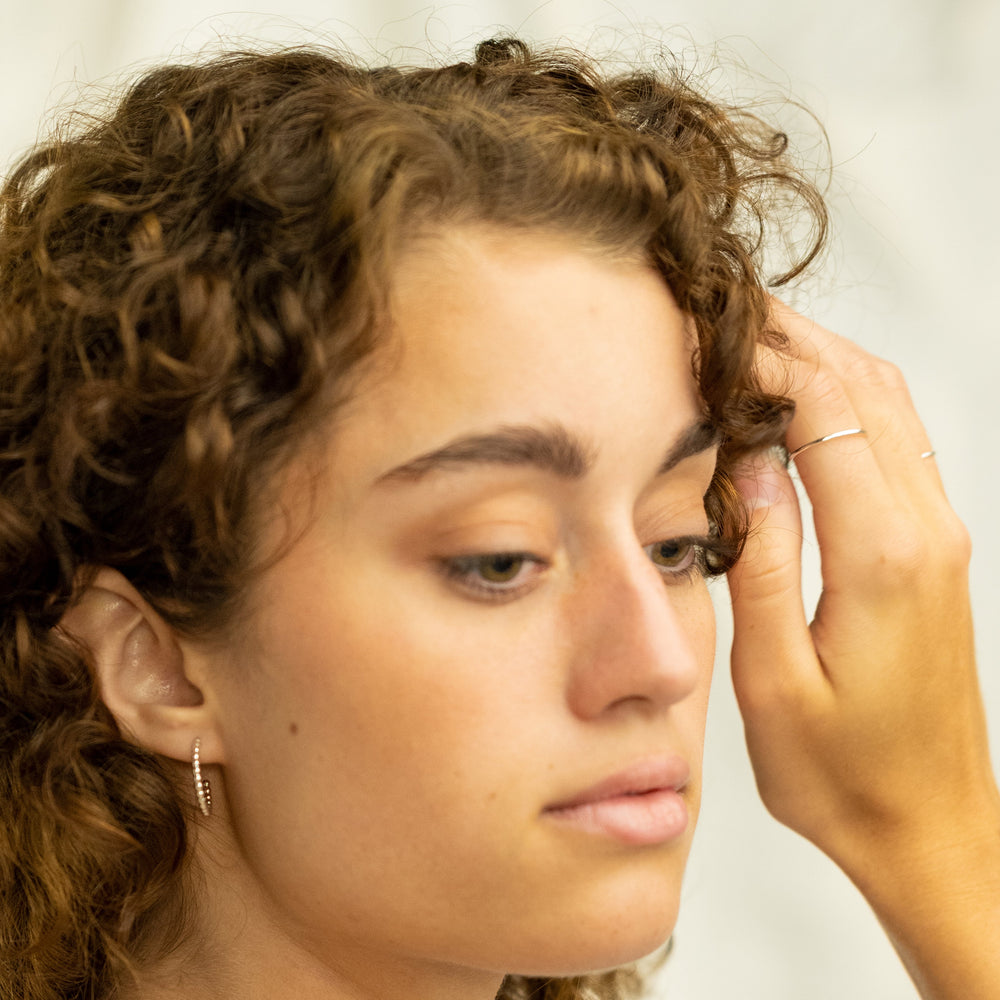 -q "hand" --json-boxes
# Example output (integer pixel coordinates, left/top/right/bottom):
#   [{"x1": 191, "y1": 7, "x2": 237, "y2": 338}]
[{"x1": 727, "y1": 301, "x2": 1000, "y2": 999}]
